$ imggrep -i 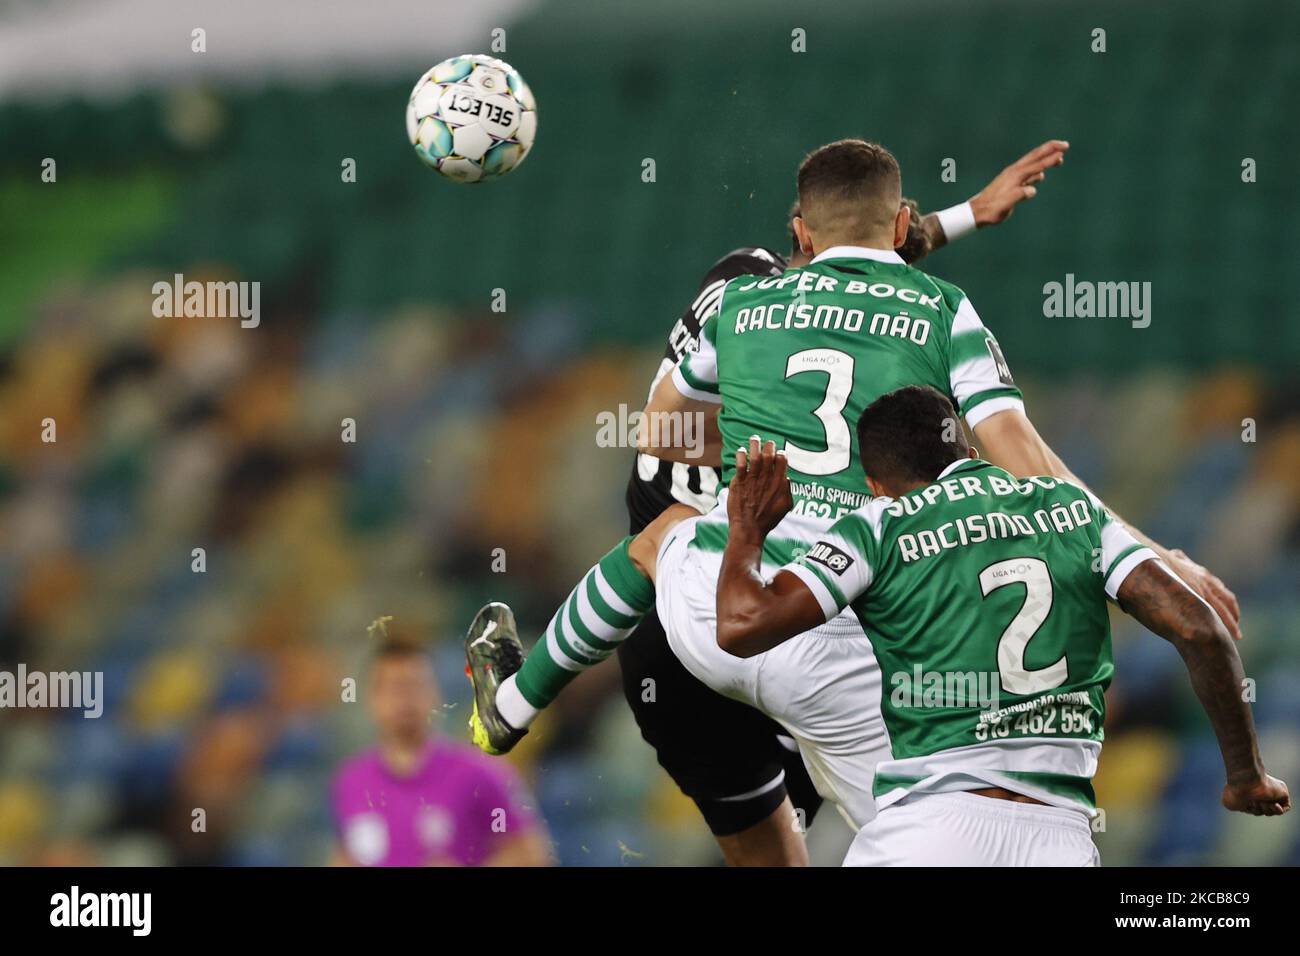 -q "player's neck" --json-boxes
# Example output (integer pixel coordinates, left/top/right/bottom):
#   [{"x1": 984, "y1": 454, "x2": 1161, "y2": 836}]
[
  {"x1": 877, "y1": 458, "x2": 978, "y2": 498},
  {"x1": 380, "y1": 737, "x2": 432, "y2": 776},
  {"x1": 879, "y1": 480, "x2": 926, "y2": 498},
  {"x1": 812, "y1": 233, "x2": 897, "y2": 256}
]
